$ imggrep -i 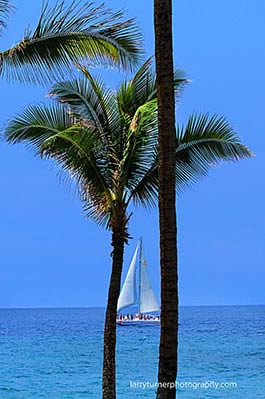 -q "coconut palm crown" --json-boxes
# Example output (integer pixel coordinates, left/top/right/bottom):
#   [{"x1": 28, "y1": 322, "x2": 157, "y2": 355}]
[
  {"x1": 0, "y1": 0, "x2": 141, "y2": 84},
  {"x1": 5, "y1": 59, "x2": 252, "y2": 229}
]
